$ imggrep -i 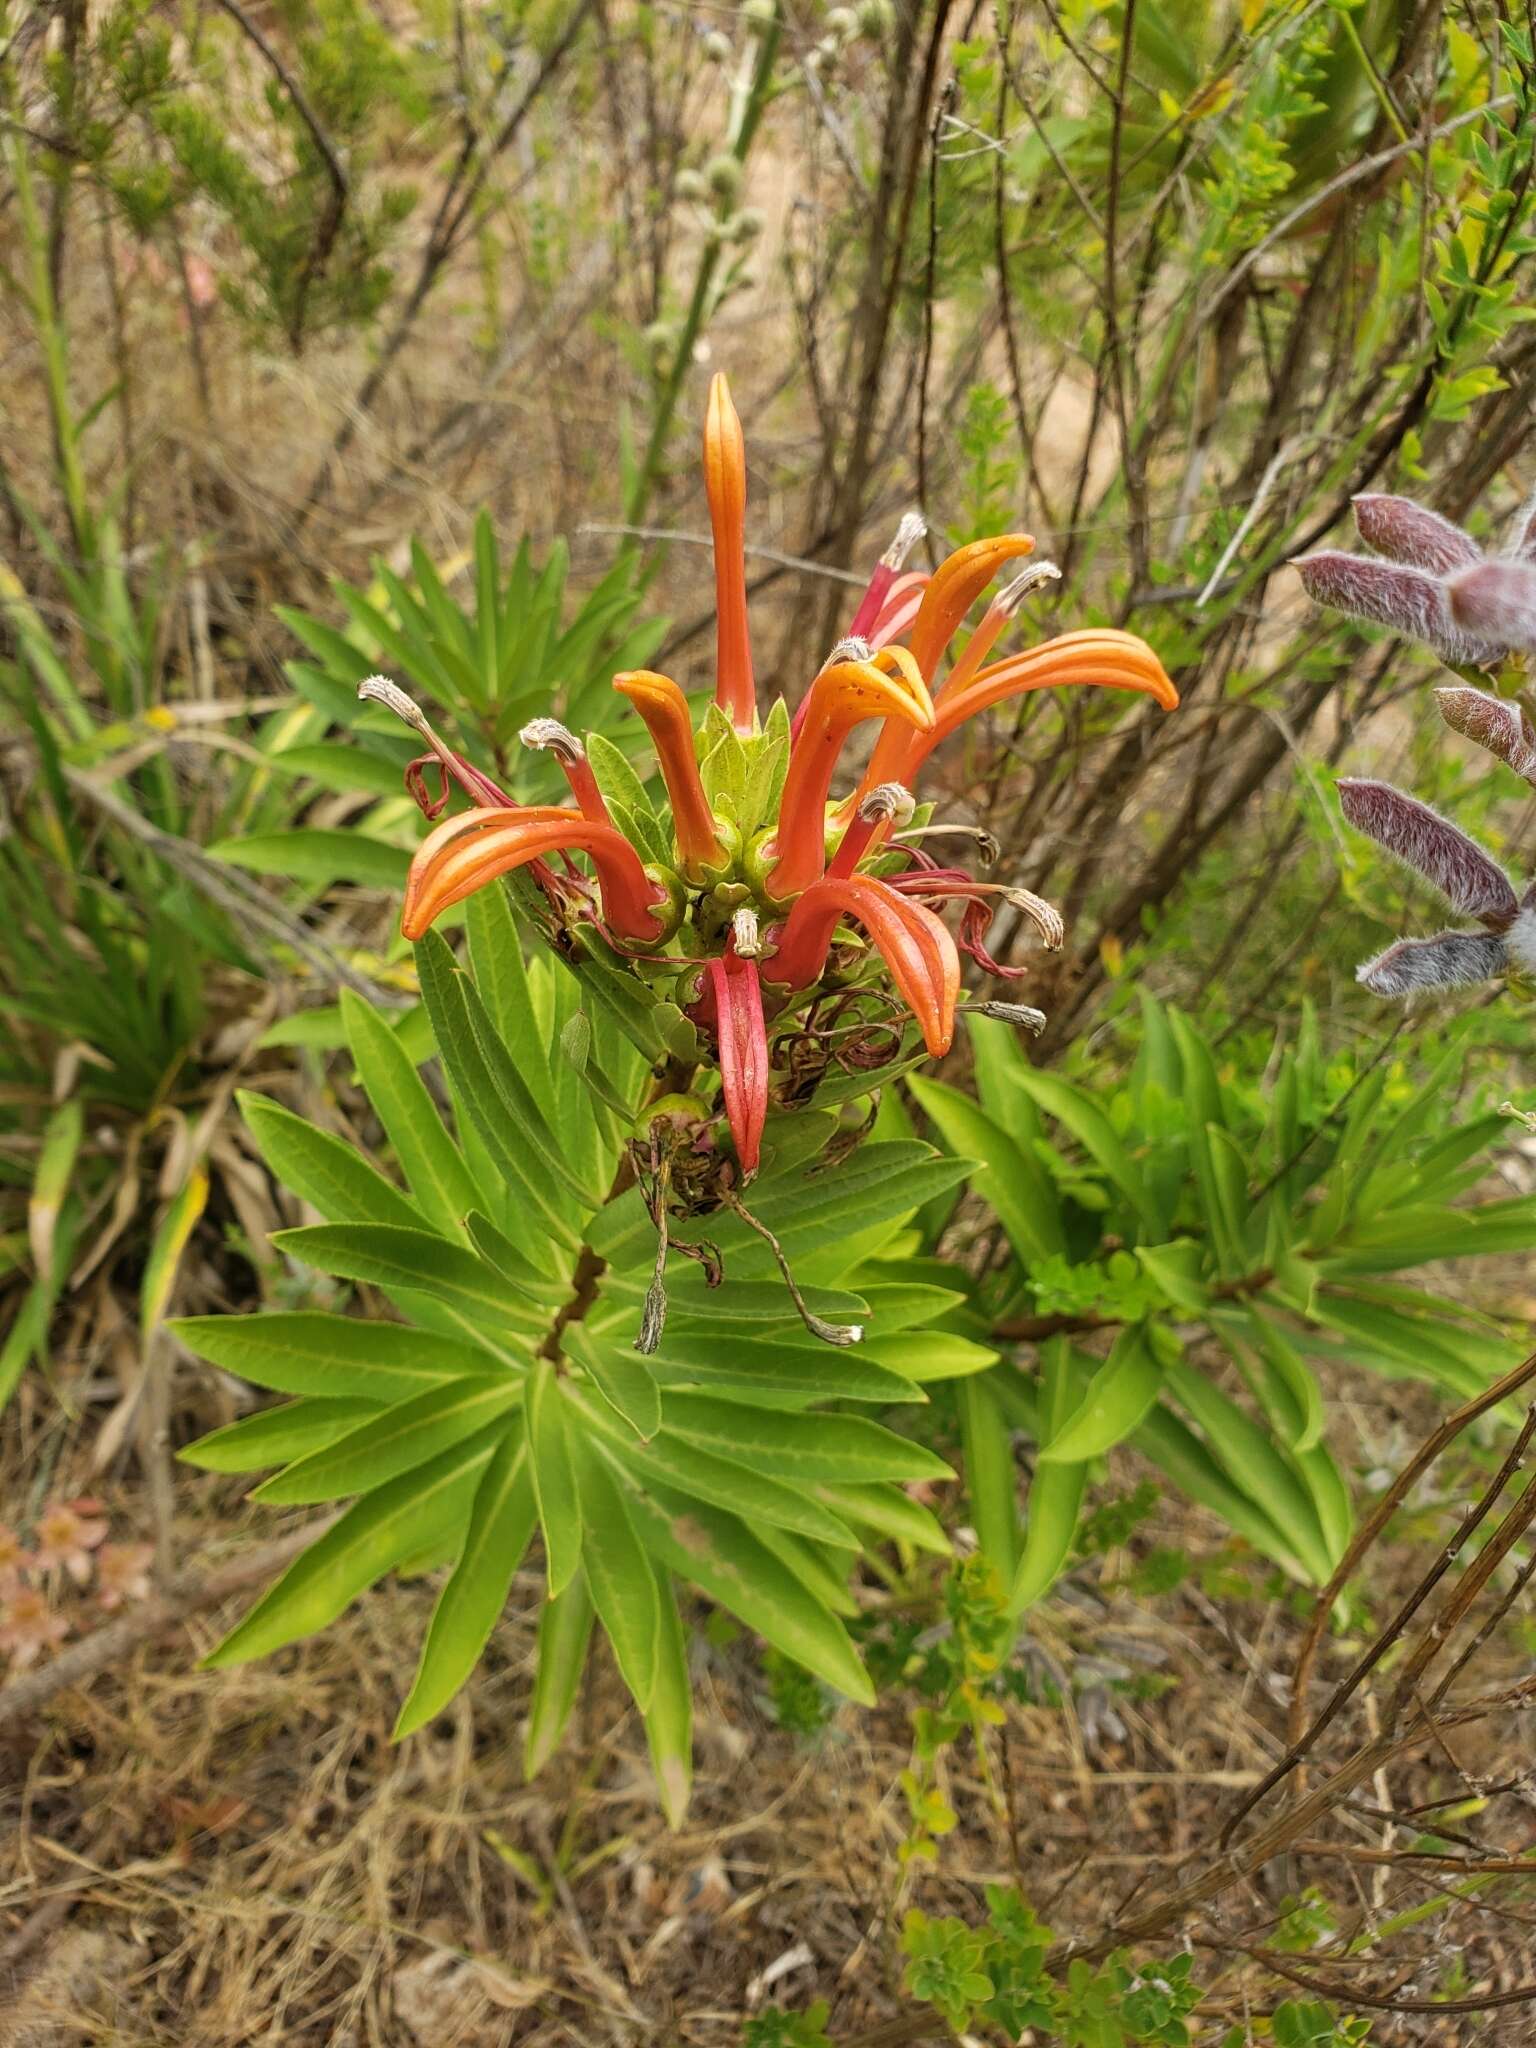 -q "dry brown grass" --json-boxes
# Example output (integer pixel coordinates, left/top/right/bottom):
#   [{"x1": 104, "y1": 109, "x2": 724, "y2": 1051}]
[{"x1": 5, "y1": 1363, "x2": 1536, "y2": 2048}]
